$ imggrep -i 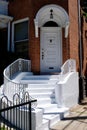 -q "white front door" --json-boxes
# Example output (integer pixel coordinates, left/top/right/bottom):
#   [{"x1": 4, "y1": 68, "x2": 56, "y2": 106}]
[{"x1": 40, "y1": 27, "x2": 62, "y2": 73}]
